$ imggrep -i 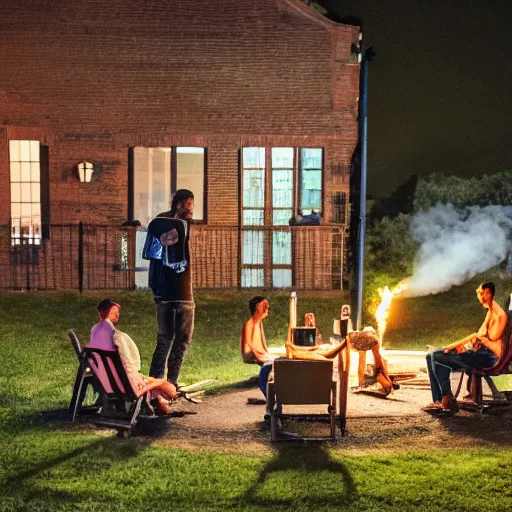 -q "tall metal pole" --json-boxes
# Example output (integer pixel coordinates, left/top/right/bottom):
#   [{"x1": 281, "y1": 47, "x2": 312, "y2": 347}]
[{"x1": 355, "y1": 47, "x2": 374, "y2": 331}]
